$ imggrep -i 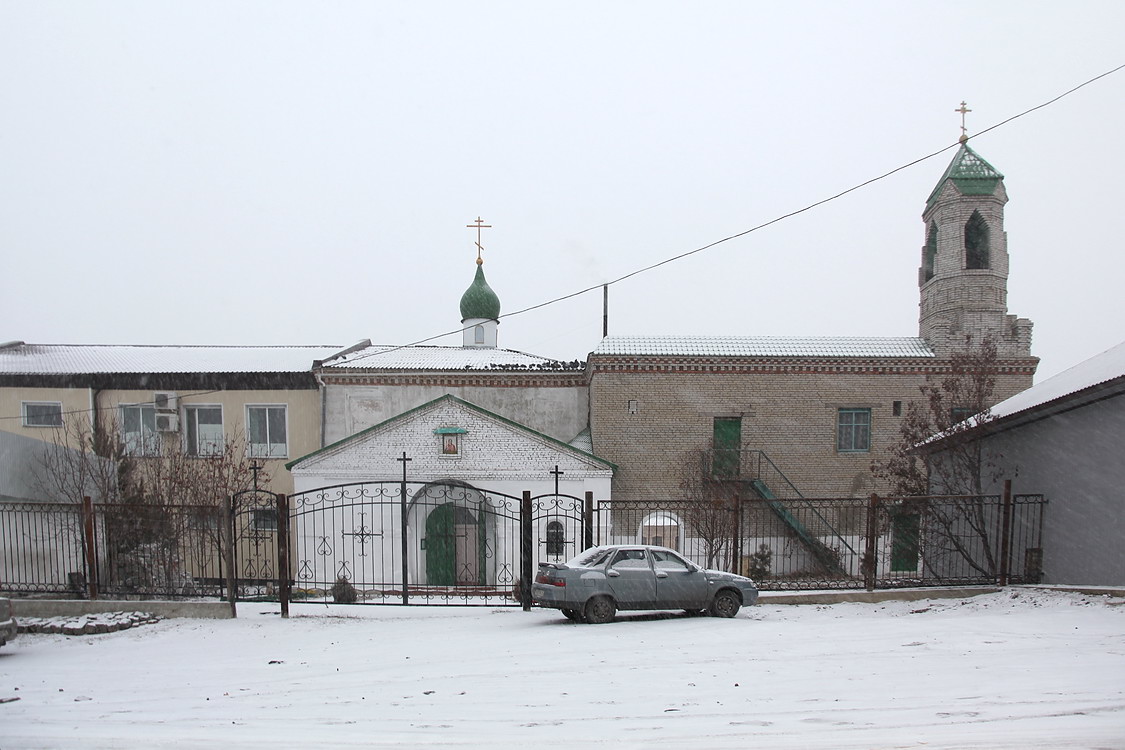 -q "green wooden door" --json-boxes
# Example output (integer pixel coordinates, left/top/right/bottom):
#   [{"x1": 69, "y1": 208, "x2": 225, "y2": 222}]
[
  {"x1": 425, "y1": 503, "x2": 484, "y2": 585},
  {"x1": 425, "y1": 504, "x2": 456, "y2": 585},
  {"x1": 713, "y1": 417, "x2": 742, "y2": 477},
  {"x1": 890, "y1": 512, "x2": 921, "y2": 572}
]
